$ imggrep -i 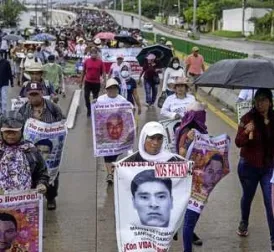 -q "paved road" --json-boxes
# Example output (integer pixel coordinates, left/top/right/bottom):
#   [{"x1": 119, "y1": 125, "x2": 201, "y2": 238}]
[
  {"x1": 8, "y1": 83, "x2": 271, "y2": 251},
  {"x1": 108, "y1": 11, "x2": 274, "y2": 59}
]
